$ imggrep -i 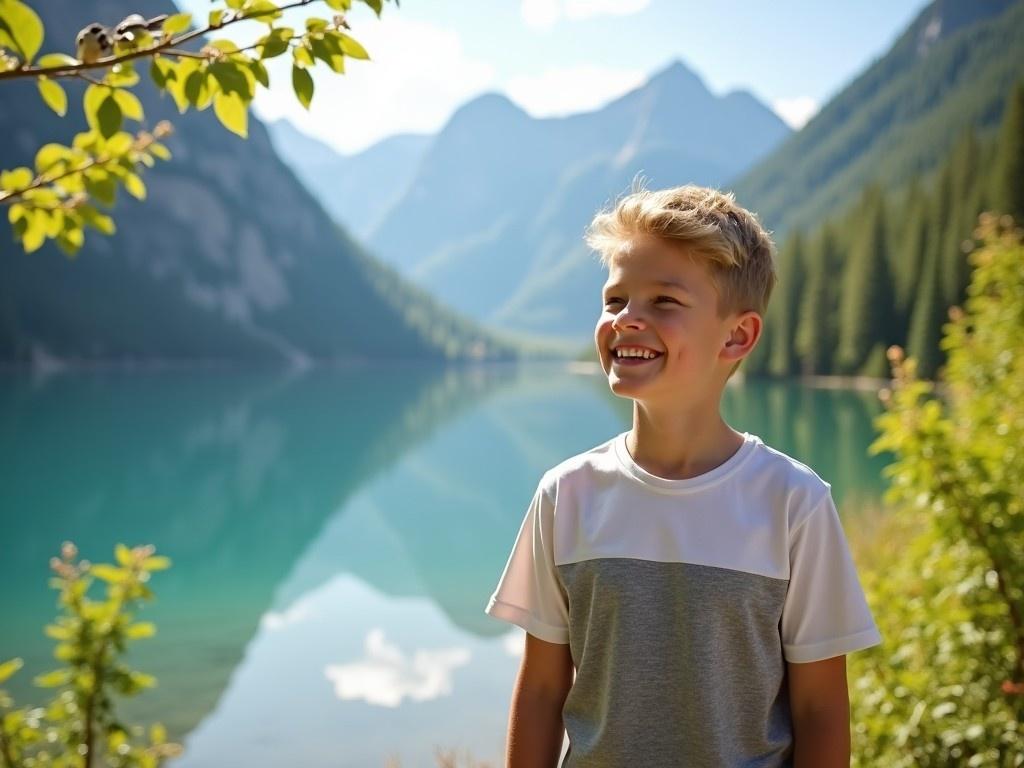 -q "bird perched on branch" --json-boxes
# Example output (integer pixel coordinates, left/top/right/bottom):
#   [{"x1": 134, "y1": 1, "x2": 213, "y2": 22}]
[{"x1": 75, "y1": 13, "x2": 169, "y2": 64}]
